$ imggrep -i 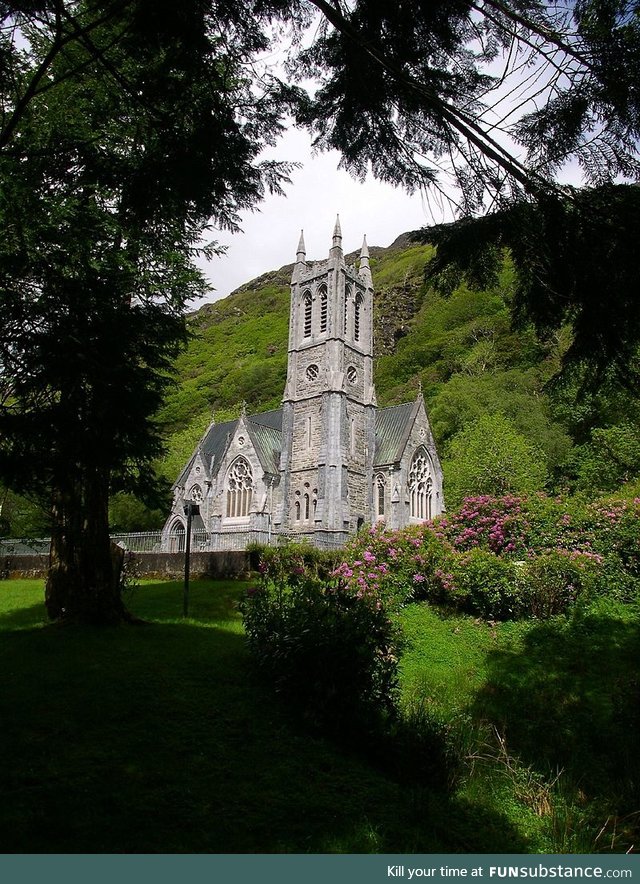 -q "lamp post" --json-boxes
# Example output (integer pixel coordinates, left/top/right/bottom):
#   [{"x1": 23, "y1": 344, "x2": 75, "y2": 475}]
[{"x1": 183, "y1": 501, "x2": 200, "y2": 618}]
